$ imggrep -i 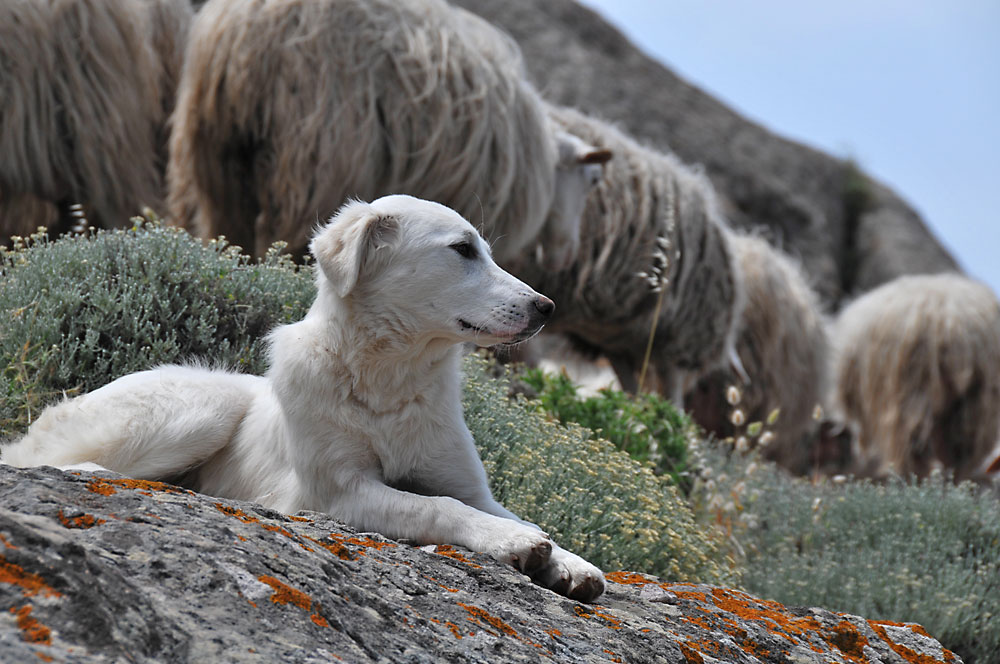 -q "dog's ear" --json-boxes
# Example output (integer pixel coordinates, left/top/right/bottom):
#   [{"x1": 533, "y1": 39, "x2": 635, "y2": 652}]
[{"x1": 311, "y1": 201, "x2": 399, "y2": 297}]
